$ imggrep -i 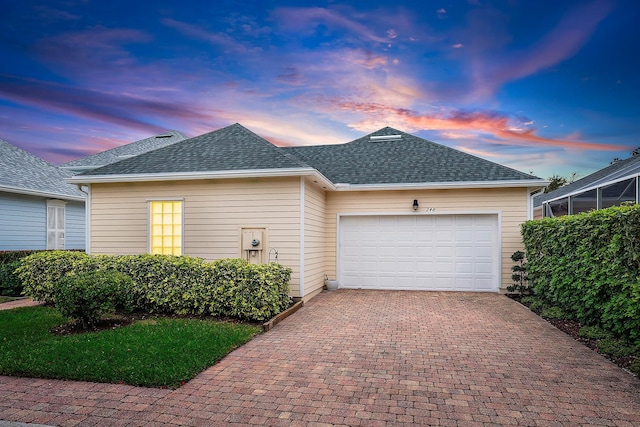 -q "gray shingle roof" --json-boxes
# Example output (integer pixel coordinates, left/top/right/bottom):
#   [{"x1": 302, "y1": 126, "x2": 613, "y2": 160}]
[
  {"x1": 75, "y1": 124, "x2": 541, "y2": 187},
  {"x1": 533, "y1": 155, "x2": 640, "y2": 207},
  {"x1": 283, "y1": 127, "x2": 538, "y2": 184},
  {"x1": 61, "y1": 130, "x2": 188, "y2": 172},
  {"x1": 0, "y1": 139, "x2": 85, "y2": 199},
  {"x1": 80, "y1": 124, "x2": 307, "y2": 176}
]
